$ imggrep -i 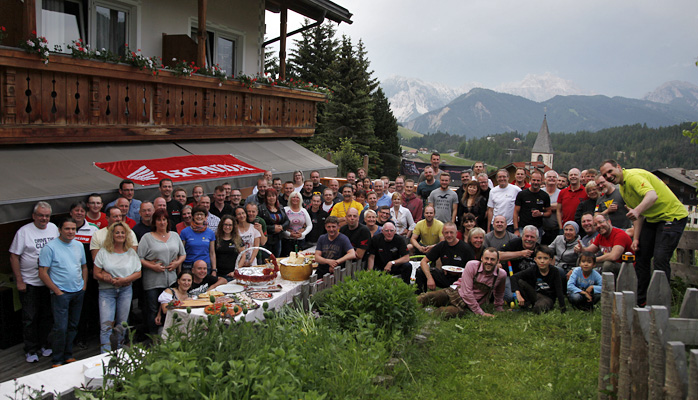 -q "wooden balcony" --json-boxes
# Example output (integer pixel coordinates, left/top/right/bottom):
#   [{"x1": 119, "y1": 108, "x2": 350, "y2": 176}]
[{"x1": 0, "y1": 47, "x2": 325, "y2": 145}]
